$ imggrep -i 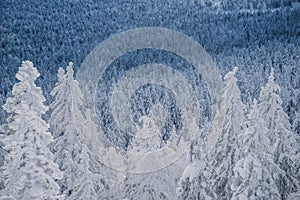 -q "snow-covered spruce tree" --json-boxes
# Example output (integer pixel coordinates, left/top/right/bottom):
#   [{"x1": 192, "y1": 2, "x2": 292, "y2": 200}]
[
  {"x1": 206, "y1": 67, "x2": 245, "y2": 199},
  {"x1": 49, "y1": 62, "x2": 102, "y2": 199},
  {"x1": 177, "y1": 119, "x2": 216, "y2": 200},
  {"x1": 177, "y1": 159, "x2": 217, "y2": 200},
  {"x1": 258, "y1": 68, "x2": 300, "y2": 199},
  {"x1": 0, "y1": 61, "x2": 63, "y2": 200},
  {"x1": 232, "y1": 99, "x2": 281, "y2": 199}
]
